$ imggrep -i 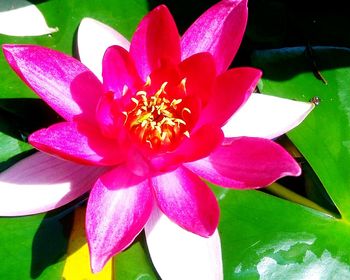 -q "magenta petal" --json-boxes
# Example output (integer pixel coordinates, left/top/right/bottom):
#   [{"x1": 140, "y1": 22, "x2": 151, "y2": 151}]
[
  {"x1": 185, "y1": 137, "x2": 301, "y2": 189},
  {"x1": 2, "y1": 44, "x2": 102, "y2": 122},
  {"x1": 199, "y1": 67, "x2": 262, "y2": 127},
  {"x1": 86, "y1": 165, "x2": 153, "y2": 272},
  {"x1": 29, "y1": 122, "x2": 126, "y2": 166},
  {"x1": 130, "y1": 5, "x2": 181, "y2": 80},
  {"x1": 181, "y1": 0, "x2": 248, "y2": 73},
  {"x1": 151, "y1": 166, "x2": 219, "y2": 237},
  {"x1": 102, "y1": 45, "x2": 143, "y2": 97}
]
